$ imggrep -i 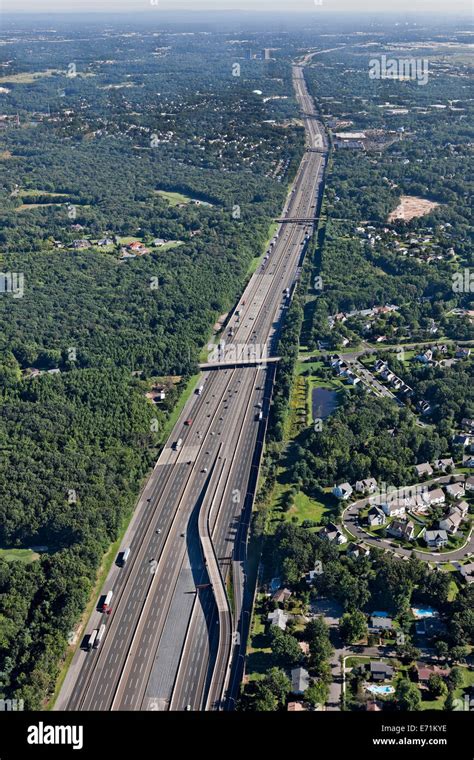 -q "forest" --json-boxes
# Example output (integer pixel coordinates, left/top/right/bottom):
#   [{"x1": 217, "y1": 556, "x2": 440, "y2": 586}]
[{"x1": 0, "y1": 19, "x2": 305, "y2": 708}]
